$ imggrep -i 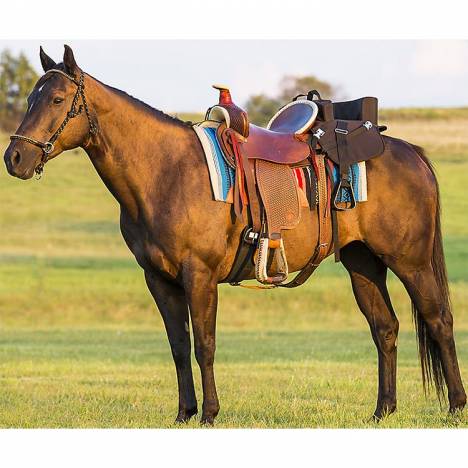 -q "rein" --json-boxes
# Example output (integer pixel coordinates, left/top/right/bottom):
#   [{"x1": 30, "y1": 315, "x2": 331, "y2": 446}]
[{"x1": 10, "y1": 69, "x2": 97, "y2": 177}]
